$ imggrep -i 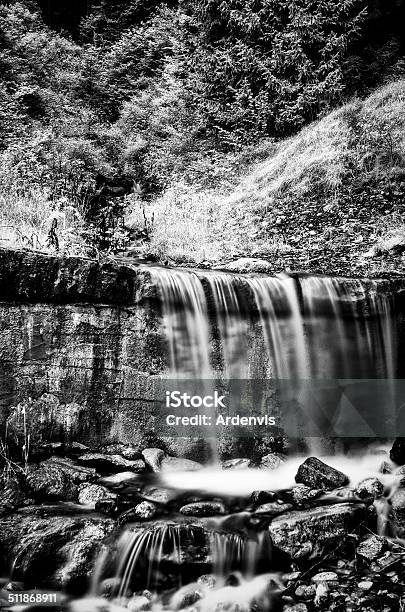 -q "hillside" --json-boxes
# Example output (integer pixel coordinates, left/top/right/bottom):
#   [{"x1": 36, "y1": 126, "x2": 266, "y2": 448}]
[{"x1": 142, "y1": 79, "x2": 405, "y2": 275}]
